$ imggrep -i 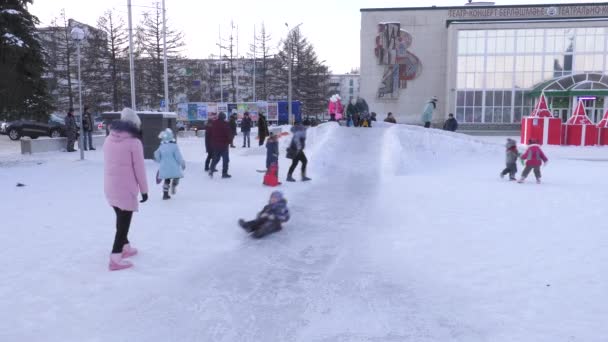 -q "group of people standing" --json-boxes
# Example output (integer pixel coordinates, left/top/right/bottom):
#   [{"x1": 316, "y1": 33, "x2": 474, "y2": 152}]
[
  {"x1": 102, "y1": 108, "x2": 311, "y2": 270},
  {"x1": 64, "y1": 107, "x2": 96, "y2": 152}
]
